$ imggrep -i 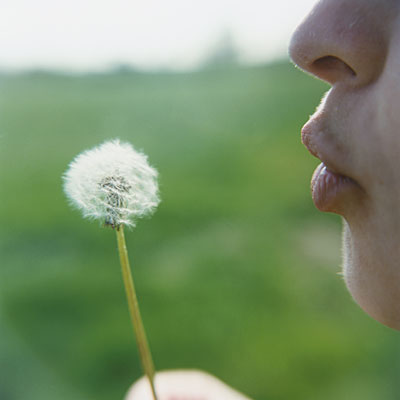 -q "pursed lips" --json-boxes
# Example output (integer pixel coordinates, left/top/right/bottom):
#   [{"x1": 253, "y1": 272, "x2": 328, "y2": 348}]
[
  {"x1": 299, "y1": 93, "x2": 368, "y2": 217},
  {"x1": 301, "y1": 96, "x2": 360, "y2": 187}
]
